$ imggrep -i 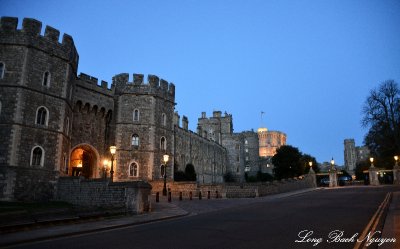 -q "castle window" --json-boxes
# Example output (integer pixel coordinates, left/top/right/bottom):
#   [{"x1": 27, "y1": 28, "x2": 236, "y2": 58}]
[
  {"x1": 162, "y1": 113, "x2": 166, "y2": 126},
  {"x1": 245, "y1": 140, "x2": 248, "y2": 145},
  {"x1": 160, "y1": 137, "x2": 166, "y2": 151},
  {"x1": 133, "y1": 109, "x2": 140, "y2": 122},
  {"x1": 36, "y1": 106, "x2": 49, "y2": 126},
  {"x1": 132, "y1": 134, "x2": 140, "y2": 147},
  {"x1": 42, "y1": 71, "x2": 50, "y2": 87},
  {"x1": 31, "y1": 146, "x2": 44, "y2": 167},
  {"x1": 0, "y1": 62, "x2": 5, "y2": 79},
  {"x1": 129, "y1": 162, "x2": 139, "y2": 177}
]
